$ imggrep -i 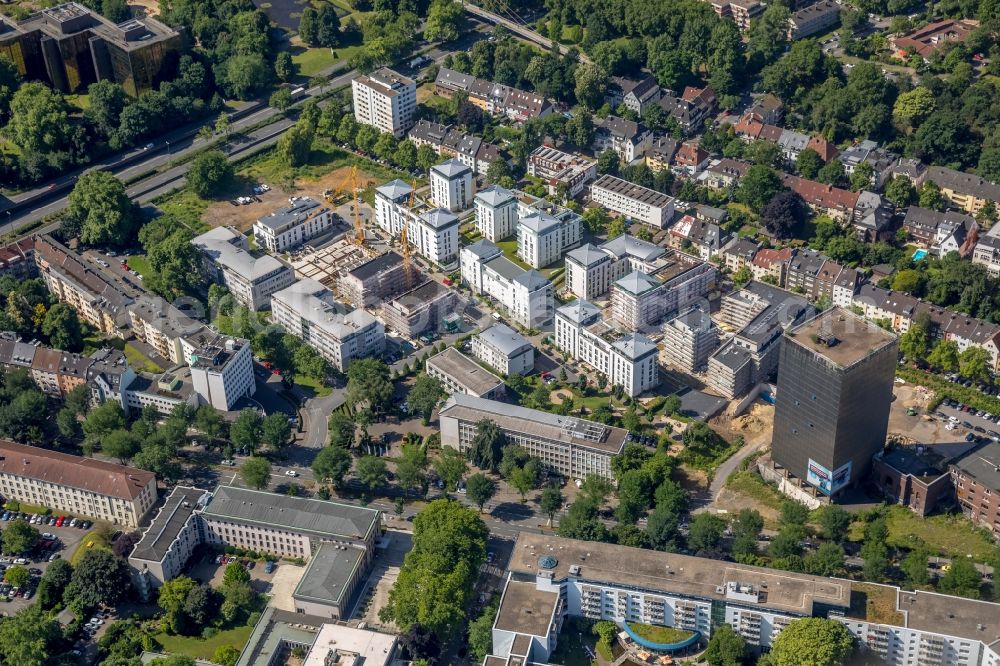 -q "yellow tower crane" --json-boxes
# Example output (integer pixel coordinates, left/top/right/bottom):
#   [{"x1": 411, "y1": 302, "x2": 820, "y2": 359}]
[{"x1": 351, "y1": 166, "x2": 364, "y2": 246}]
